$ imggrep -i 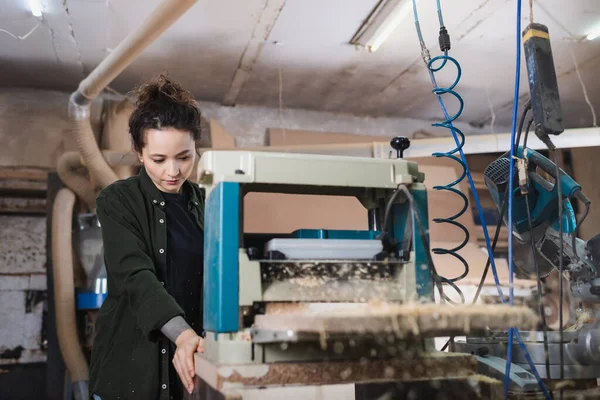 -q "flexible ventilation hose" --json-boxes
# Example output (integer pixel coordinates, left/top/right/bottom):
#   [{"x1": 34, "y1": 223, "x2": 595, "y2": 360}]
[
  {"x1": 52, "y1": 188, "x2": 89, "y2": 400},
  {"x1": 57, "y1": 150, "x2": 140, "y2": 211}
]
